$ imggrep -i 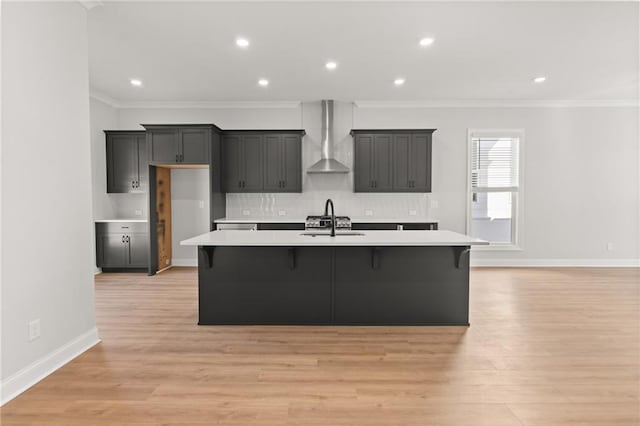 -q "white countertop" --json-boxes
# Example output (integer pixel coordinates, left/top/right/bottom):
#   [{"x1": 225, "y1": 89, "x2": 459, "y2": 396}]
[
  {"x1": 215, "y1": 217, "x2": 439, "y2": 224},
  {"x1": 181, "y1": 230, "x2": 486, "y2": 247},
  {"x1": 95, "y1": 219, "x2": 148, "y2": 223}
]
